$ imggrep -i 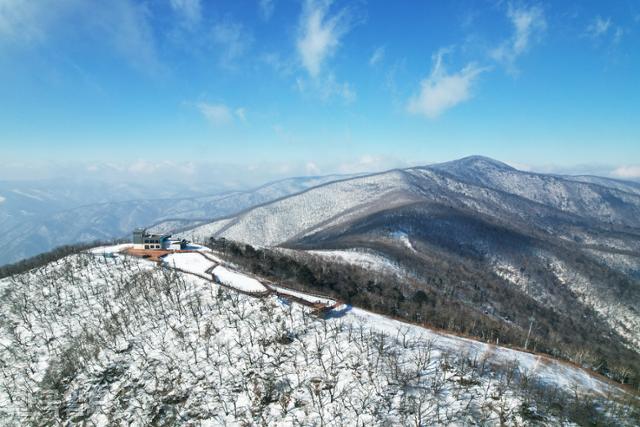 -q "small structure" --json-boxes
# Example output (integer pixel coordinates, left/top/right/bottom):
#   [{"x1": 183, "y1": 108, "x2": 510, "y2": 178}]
[{"x1": 132, "y1": 228, "x2": 172, "y2": 250}]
